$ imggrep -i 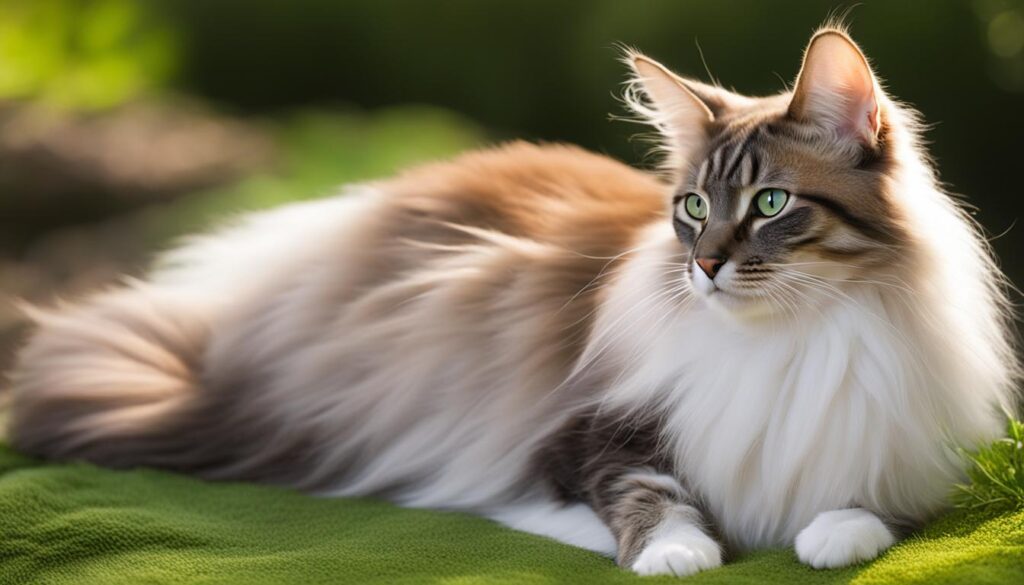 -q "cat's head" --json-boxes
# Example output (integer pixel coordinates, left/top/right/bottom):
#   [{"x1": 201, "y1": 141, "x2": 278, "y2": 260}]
[{"x1": 625, "y1": 27, "x2": 912, "y2": 319}]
